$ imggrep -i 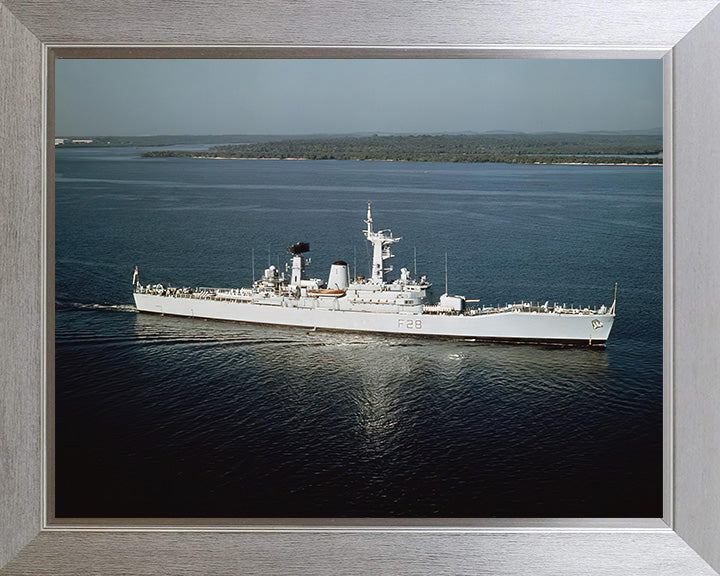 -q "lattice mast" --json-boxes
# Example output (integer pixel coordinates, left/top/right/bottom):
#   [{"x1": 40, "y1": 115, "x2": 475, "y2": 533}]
[{"x1": 364, "y1": 202, "x2": 401, "y2": 283}]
